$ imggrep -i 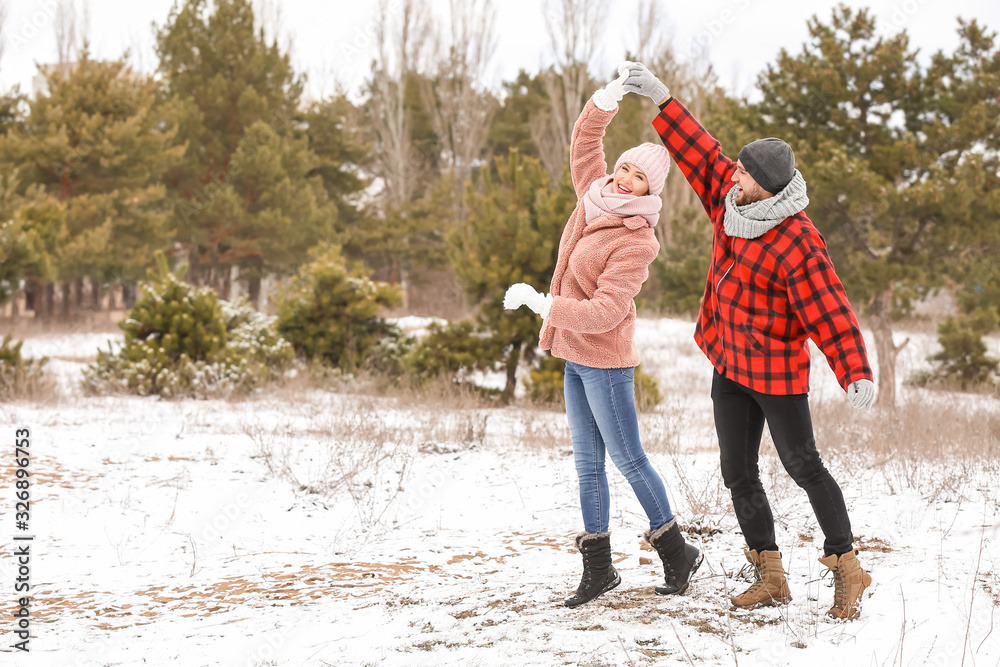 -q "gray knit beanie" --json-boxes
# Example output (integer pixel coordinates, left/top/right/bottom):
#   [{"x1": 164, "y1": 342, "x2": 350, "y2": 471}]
[{"x1": 737, "y1": 138, "x2": 795, "y2": 195}]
